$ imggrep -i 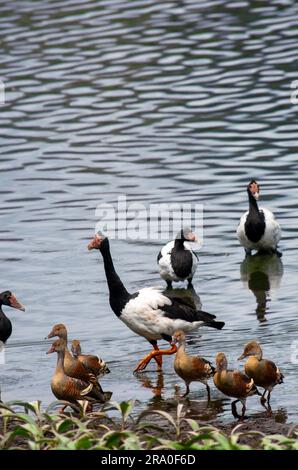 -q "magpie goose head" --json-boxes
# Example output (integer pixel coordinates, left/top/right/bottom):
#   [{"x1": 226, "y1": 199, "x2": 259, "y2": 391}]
[
  {"x1": 247, "y1": 180, "x2": 260, "y2": 201},
  {"x1": 177, "y1": 227, "x2": 199, "y2": 243},
  {"x1": 88, "y1": 231, "x2": 109, "y2": 252},
  {"x1": 0, "y1": 291, "x2": 25, "y2": 311}
]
